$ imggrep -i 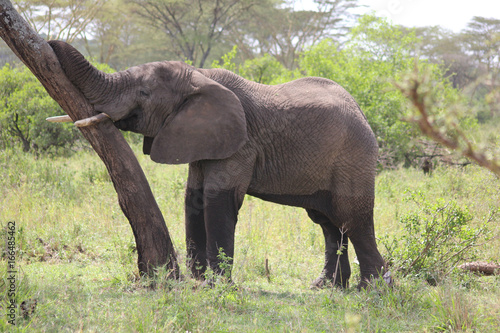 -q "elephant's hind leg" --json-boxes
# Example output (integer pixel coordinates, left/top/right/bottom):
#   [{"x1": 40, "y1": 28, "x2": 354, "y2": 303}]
[
  {"x1": 334, "y1": 194, "x2": 387, "y2": 289},
  {"x1": 307, "y1": 209, "x2": 351, "y2": 288}
]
